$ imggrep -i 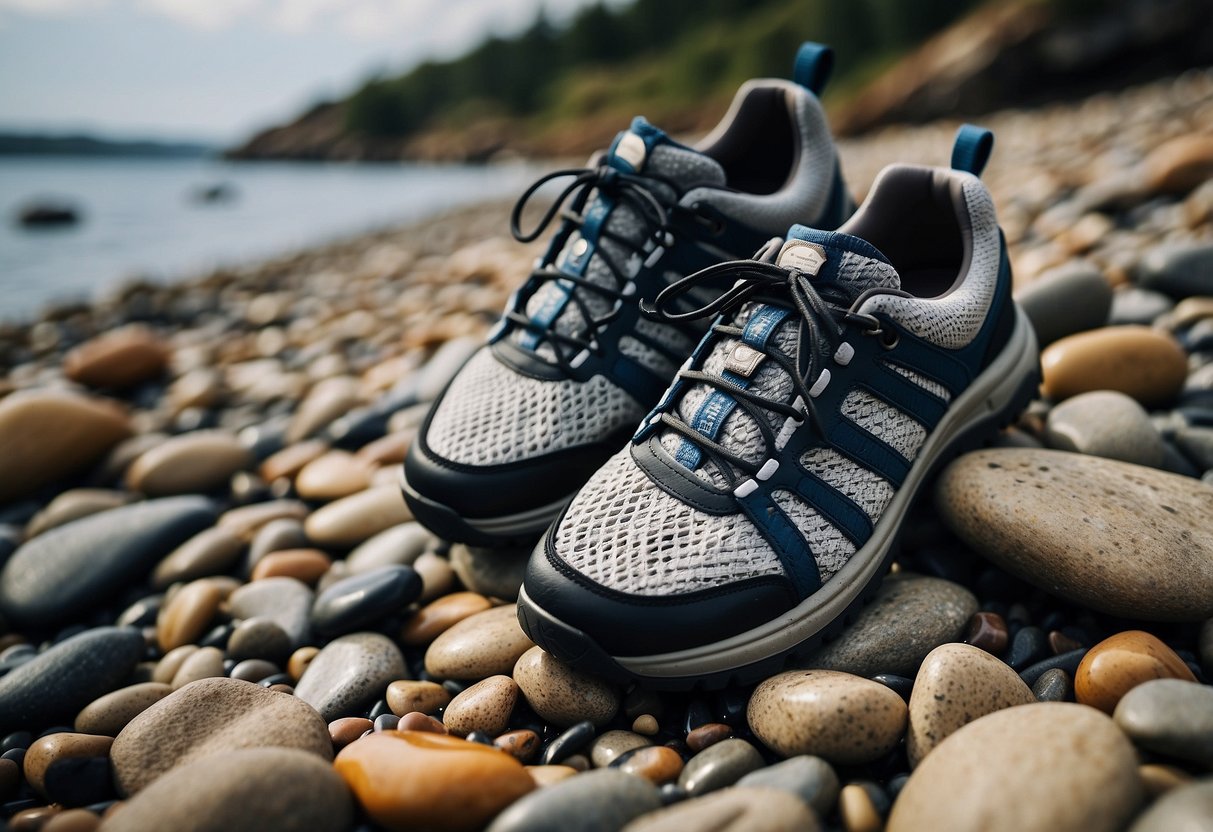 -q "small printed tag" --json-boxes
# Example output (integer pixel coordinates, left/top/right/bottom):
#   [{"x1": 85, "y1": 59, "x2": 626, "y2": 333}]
[
  {"x1": 724, "y1": 343, "x2": 764, "y2": 377},
  {"x1": 613, "y1": 132, "x2": 648, "y2": 171},
  {"x1": 777, "y1": 240, "x2": 827, "y2": 275}
]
